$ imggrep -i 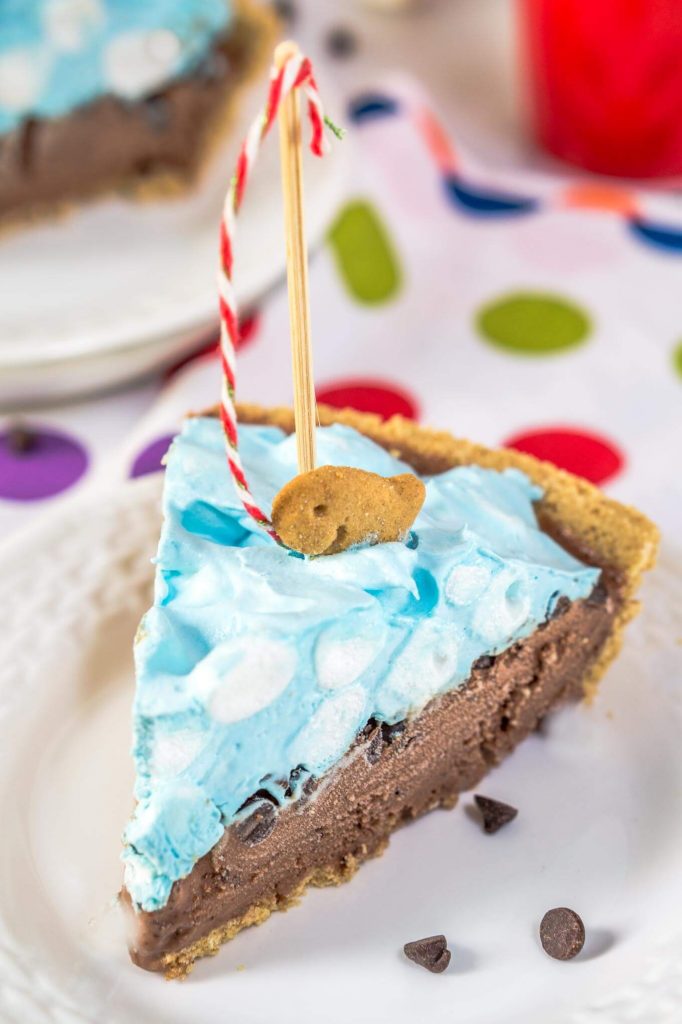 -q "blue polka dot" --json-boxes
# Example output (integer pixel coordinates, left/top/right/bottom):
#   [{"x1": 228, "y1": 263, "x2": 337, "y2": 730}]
[
  {"x1": 348, "y1": 94, "x2": 400, "y2": 123},
  {"x1": 444, "y1": 176, "x2": 539, "y2": 217},
  {"x1": 628, "y1": 217, "x2": 682, "y2": 254}
]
